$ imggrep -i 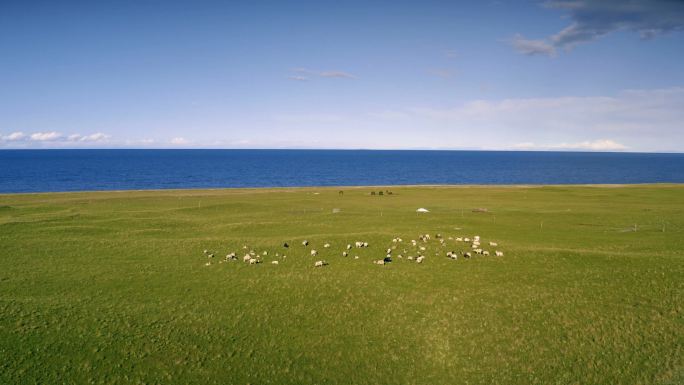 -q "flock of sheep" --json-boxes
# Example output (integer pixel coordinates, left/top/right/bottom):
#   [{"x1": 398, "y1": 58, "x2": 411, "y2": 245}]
[{"x1": 202, "y1": 233, "x2": 504, "y2": 268}]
